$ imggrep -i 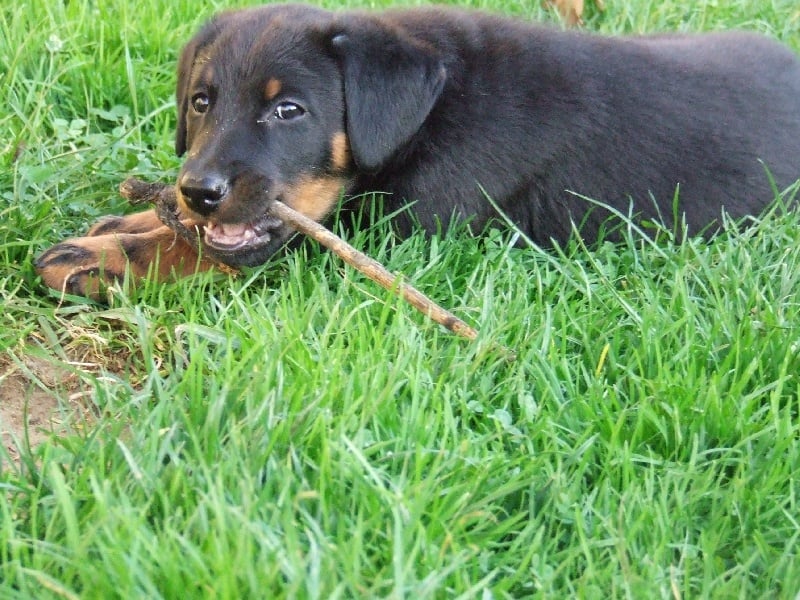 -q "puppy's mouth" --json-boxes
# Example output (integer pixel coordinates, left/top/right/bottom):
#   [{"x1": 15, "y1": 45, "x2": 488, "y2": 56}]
[{"x1": 202, "y1": 212, "x2": 285, "y2": 252}]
